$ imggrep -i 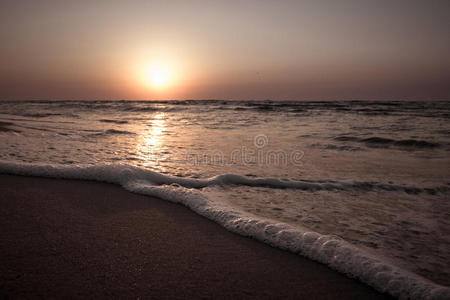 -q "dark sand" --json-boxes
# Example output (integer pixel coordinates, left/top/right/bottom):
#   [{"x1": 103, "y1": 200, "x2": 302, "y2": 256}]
[{"x1": 0, "y1": 175, "x2": 391, "y2": 299}]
